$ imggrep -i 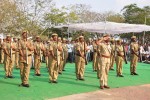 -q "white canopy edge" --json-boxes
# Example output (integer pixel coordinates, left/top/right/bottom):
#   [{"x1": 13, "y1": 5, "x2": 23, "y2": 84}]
[{"x1": 54, "y1": 21, "x2": 150, "y2": 34}]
